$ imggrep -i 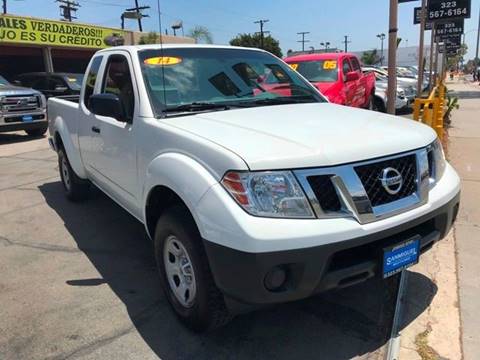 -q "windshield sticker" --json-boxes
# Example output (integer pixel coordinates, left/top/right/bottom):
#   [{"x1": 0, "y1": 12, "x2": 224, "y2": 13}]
[
  {"x1": 144, "y1": 56, "x2": 182, "y2": 66},
  {"x1": 289, "y1": 63, "x2": 299, "y2": 70},
  {"x1": 67, "y1": 77, "x2": 78, "y2": 82},
  {"x1": 323, "y1": 61, "x2": 337, "y2": 70}
]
